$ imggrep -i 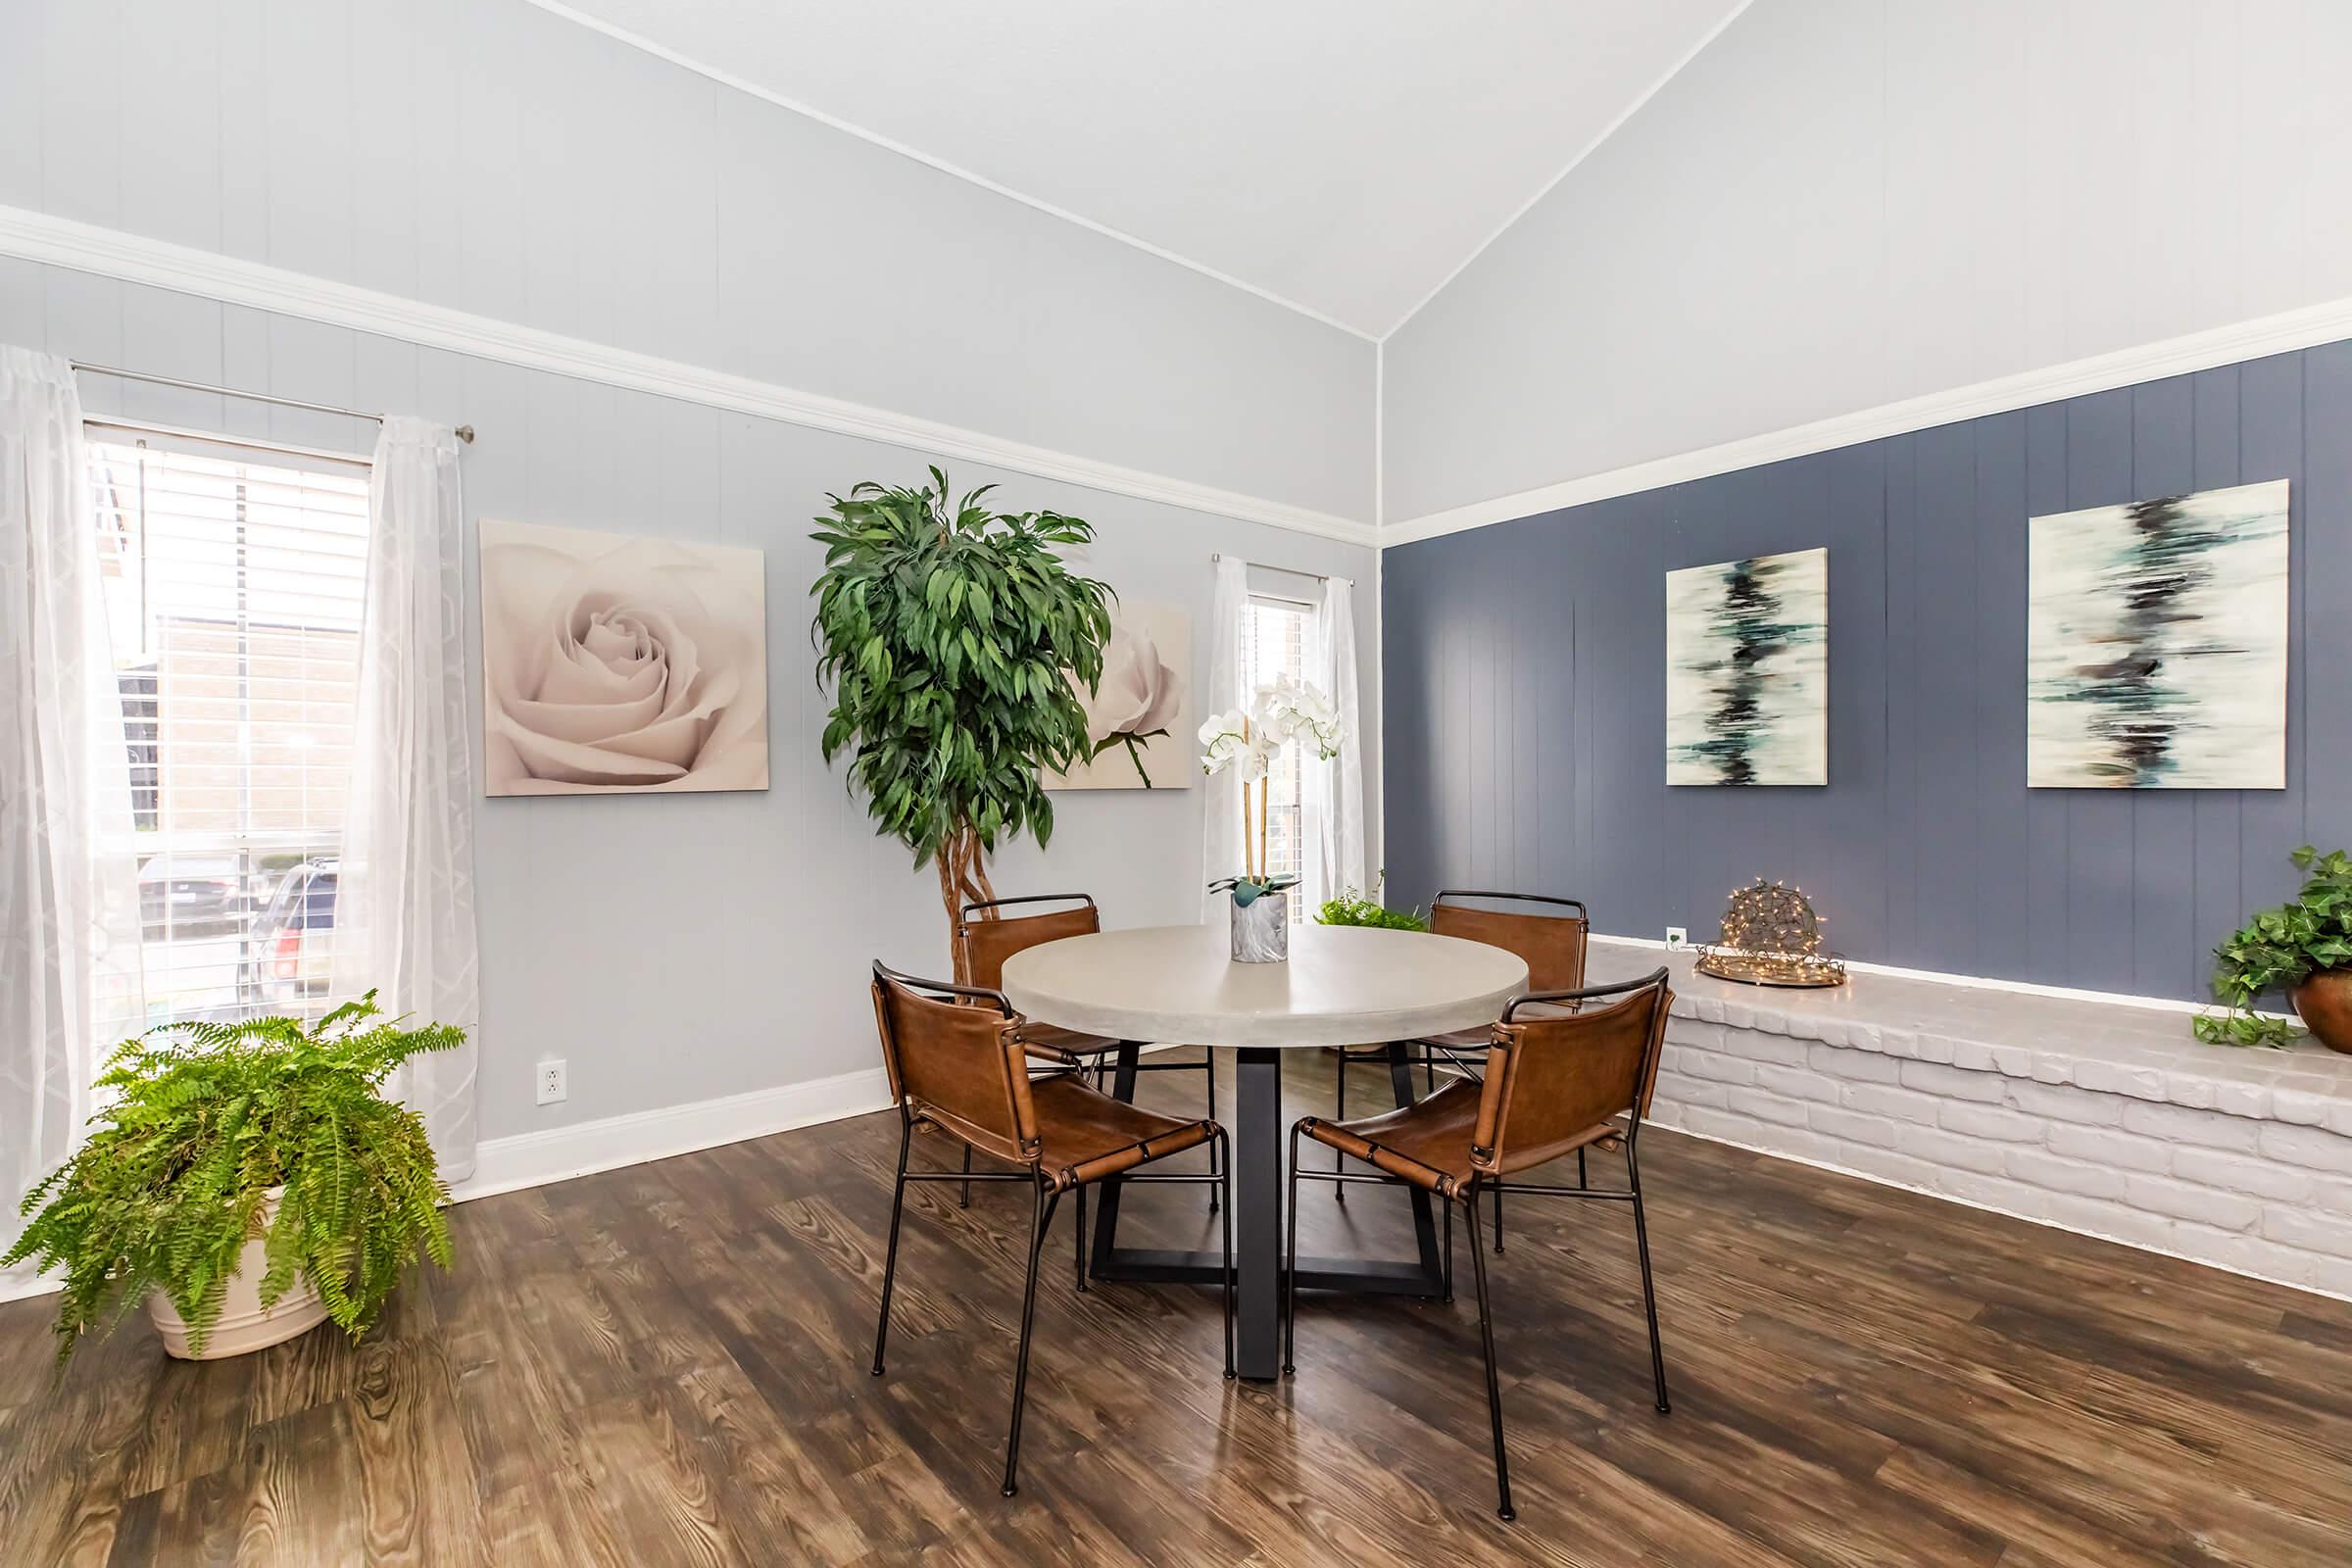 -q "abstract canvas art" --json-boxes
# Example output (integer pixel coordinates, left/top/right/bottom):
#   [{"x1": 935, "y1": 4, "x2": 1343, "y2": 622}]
[
  {"x1": 1045, "y1": 603, "x2": 1192, "y2": 790},
  {"x1": 1666, "y1": 547, "x2": 1829, "y2": 786},
  {"x1": 2027, "y1": 479, "x2": 2288, "y2": 789},
  {"x1": 480, "y1": 518, "x2": 768, "y2": 796}
]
